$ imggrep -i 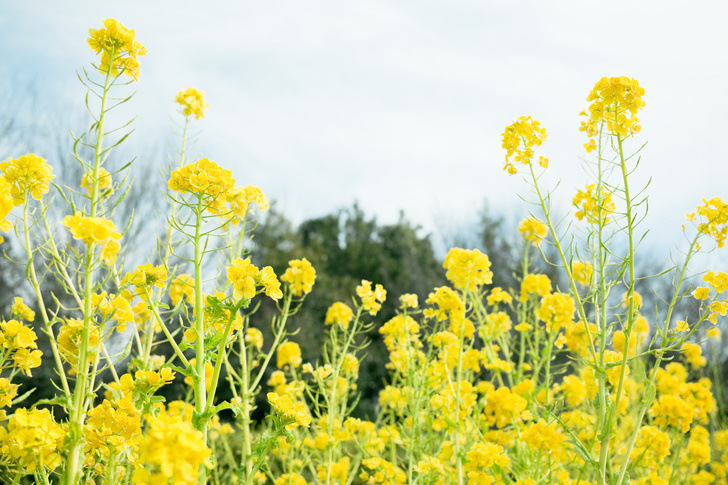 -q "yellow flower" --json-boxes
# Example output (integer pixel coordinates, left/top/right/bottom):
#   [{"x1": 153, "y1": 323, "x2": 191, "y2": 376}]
[
  {"x1": 267, "y1": 392, "x2": 311, "y2": 430},
  {"x1": 399, "y1": 293, "x2": 419, "y2": 309},
  {"x1": 277, "y1": 341, "x2": 302, "y2": 369},
  {"x1": 168, "y1": 158, "x2": 236, "y2": 218},
  {"x1": 518, "y1": 217, "x2": 548, "y2": 245},
  {"x1": 0, "y1": 175, "x2": 14, "y2": 243},
  {"x1": 501, "y1": 116, "x2": 548, "y2": 175},
  {"x1": 80, "y1": 167, "x2": 112, "y2": 195},
  {"x1": 133, "y1": 405, "x2": 211, "y2": 485},
  {"x1": 11, "y1": 297, "x2": 35, "y2": 322},
  {"x1": 175, "y1": 87, "x2": 209, "y2": 119},
  {"x1": 57, "y1": 318, "x2": 99, "y2": 374},
  {"x1": 519, "y1": 419, "x2": 567, "y2": 458},
  {"x1": 275, "y1": 474, "x2": 308, "y2": 485},
  {"x1": 573, "y1": 184, "x2": 615, "y2": 224},
  {"x1": 0, "y1": 378, "x2": 19, "y2": 407},
  {"x1": 325, "y1": 302, "x2": 355, "y2": 329},
  {"x1": 63, "y1": 213, "x2": 122, "y2": 246},
  {"x1": 281, "y1": 258, "x2": 316, "y2": 296},
  {"x1": 87, "y1": 19, "x2": 147, "y2": 81},
  {"x1": 693, "y1": 197, "x2": 728, "y2": 248},
  {"x1": 169, "y1": 274, "x2": 195, "y2": 306},
  {"x1": 706, "y1": 327, "x2": 721, "y2": 341},
  {"x1": 682, "y1": 342, "x2": 706, "y2": 368},
  {"x1": 0, "y1": 154, "x2": 54, "y2": 204},
  {"x1": 536, "y1": 292, "x2": 575, "y2": 332},
  {"x1": 580, "y1": 76, "x2": 645, "y2": 141},
  {"x1": 0, "y1": 407, "x2": 65, "y2": 472},
  {"x1": 356, "y1": 280, "x2": 387, "y2": 316},
  {"x1": 571, "y1": 261, "x2": 593, "y2": 286},
  {"x1": 520, "y1": 274, "x2": 551, "y2": 301},
  {"x1": 227, "y1": 185, "x2": 269, "y2": 223},
  {"x1": 443, "y1": 247, "x2": 493, "y2": 291}
]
